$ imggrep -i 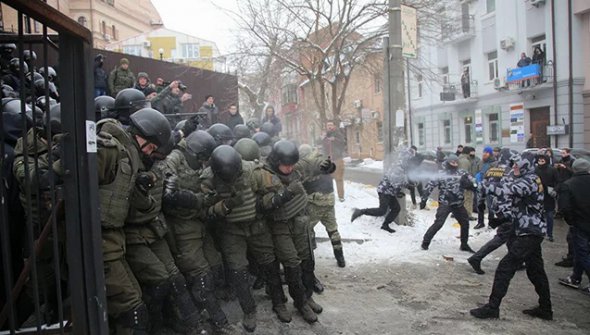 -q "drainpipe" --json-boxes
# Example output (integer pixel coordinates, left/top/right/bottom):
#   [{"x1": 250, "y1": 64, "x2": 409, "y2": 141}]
[
  {"x1": 551, "y1": 0, "x2": 558, "y2": 147},
  {"x1": 568, "y1": 0, "x2": 574, "y2": 147}
]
